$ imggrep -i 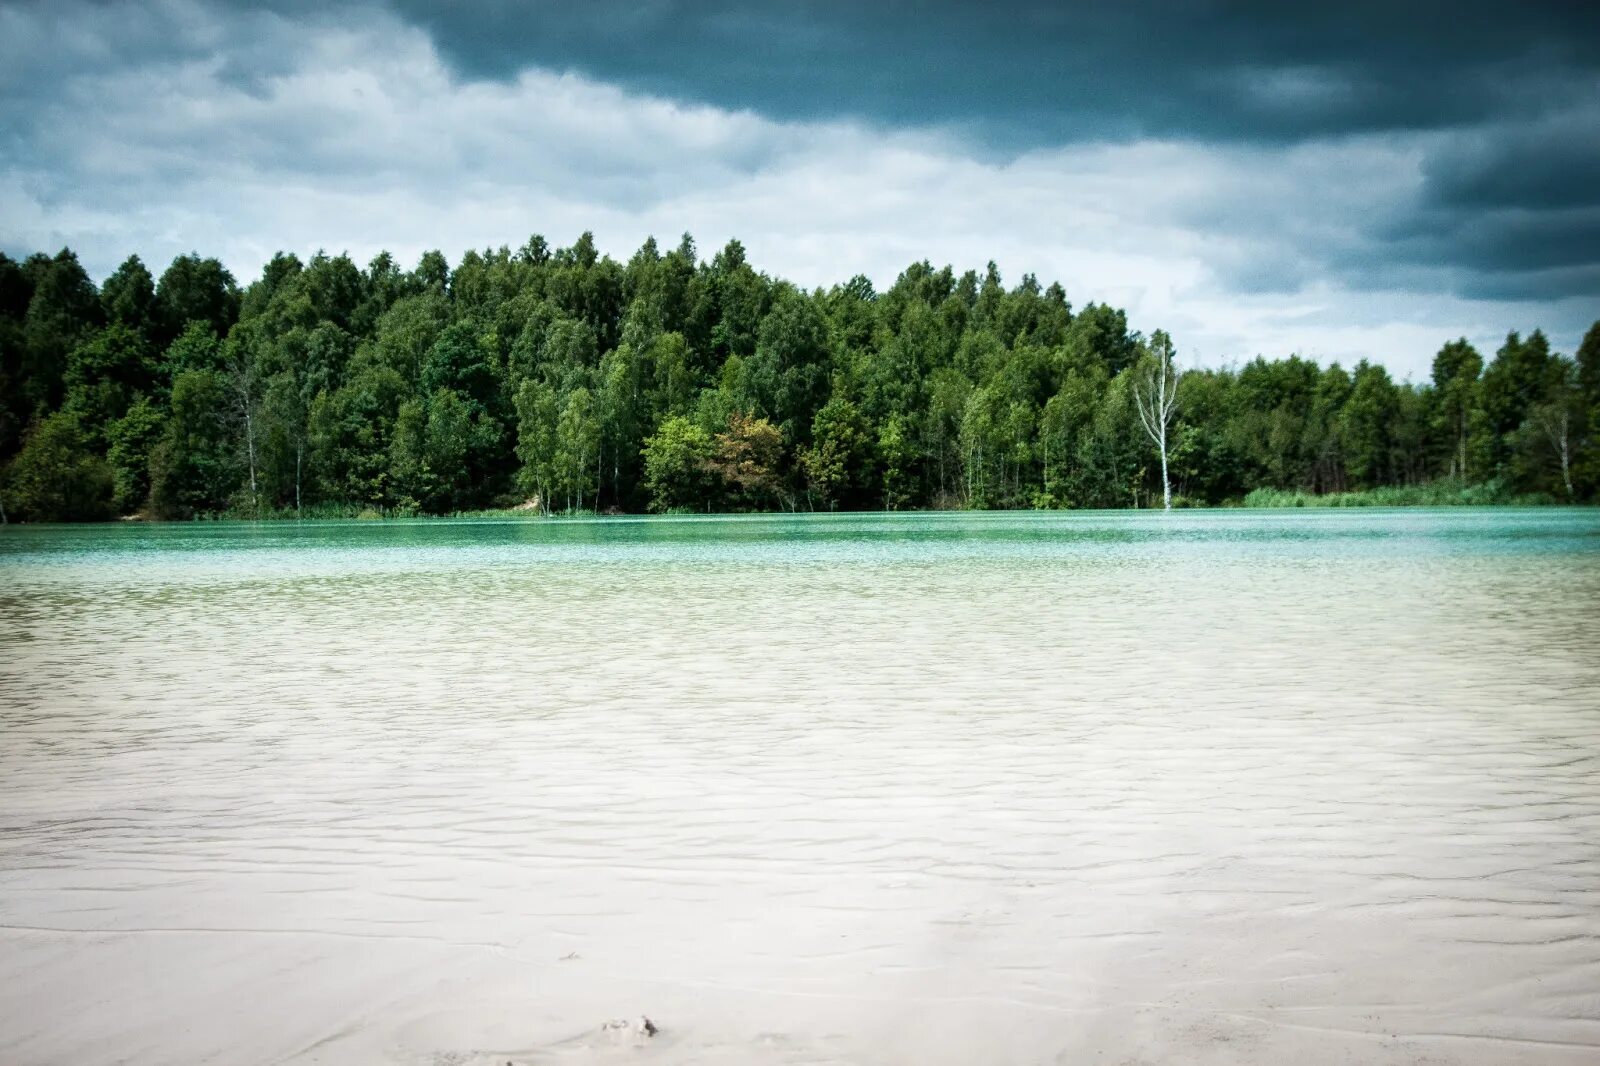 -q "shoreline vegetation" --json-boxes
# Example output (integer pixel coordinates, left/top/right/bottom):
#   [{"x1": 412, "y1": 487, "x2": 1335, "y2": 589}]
[
  {"x1": 83, "y1": 477, "x2": 1562, "y2": 523},
  {"x1": 1, "y1": 234, "x2": 1596, "y2": 524},
  {"x1": 1241, "y1": 480, "x2": 1557, "y2": 509}
]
